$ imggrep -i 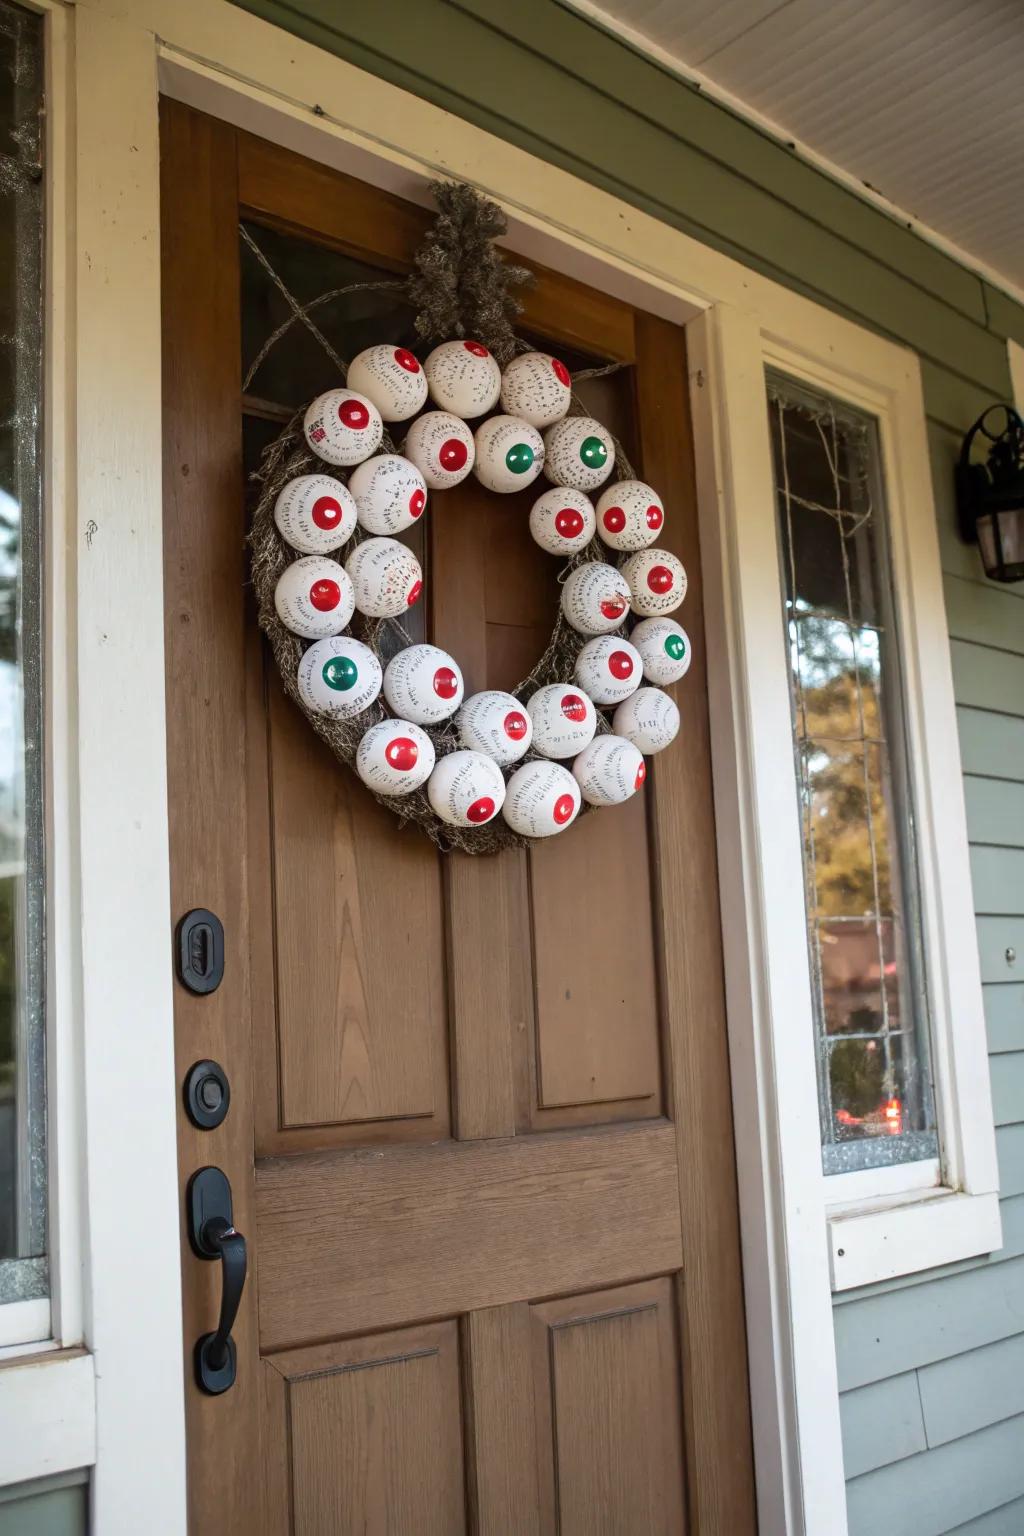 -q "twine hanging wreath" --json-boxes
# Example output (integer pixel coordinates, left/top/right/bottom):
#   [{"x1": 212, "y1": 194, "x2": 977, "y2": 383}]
[{"x1": 249, "y1": 181, "x2": 692, "y2": 854}]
